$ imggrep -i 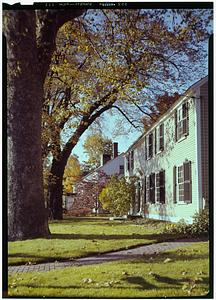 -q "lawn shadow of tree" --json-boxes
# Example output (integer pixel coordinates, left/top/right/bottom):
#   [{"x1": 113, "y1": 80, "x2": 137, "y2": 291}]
[
  {"x1": 123, "y1": 276, "x2": 157, "y2": 289},
  {"x1": 47, "y1": 232, "x2": 176, "y2": 241}
]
